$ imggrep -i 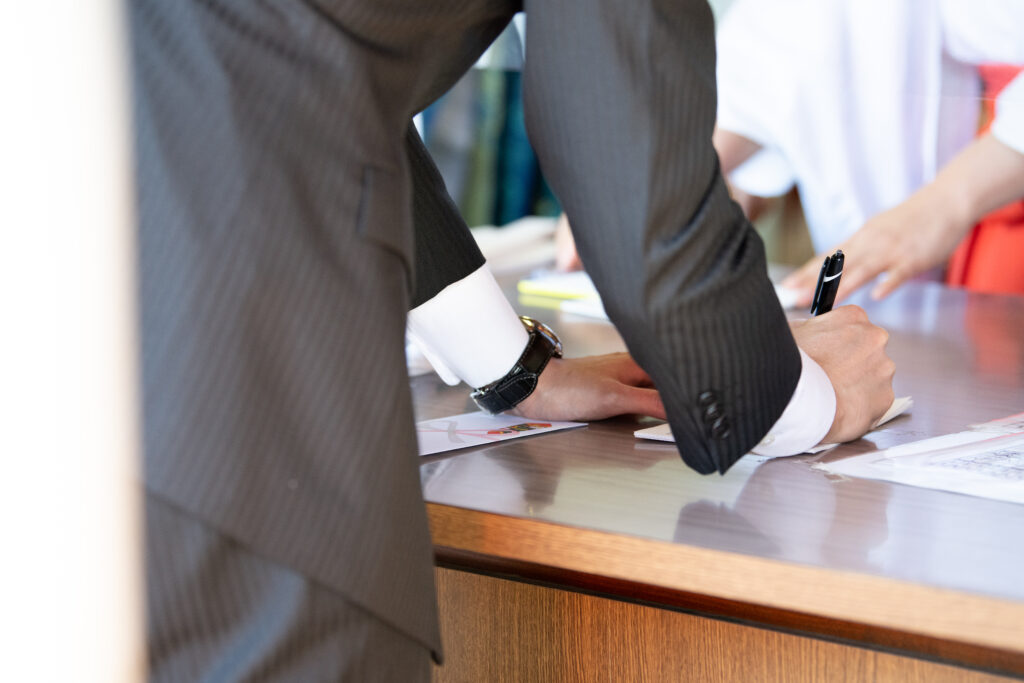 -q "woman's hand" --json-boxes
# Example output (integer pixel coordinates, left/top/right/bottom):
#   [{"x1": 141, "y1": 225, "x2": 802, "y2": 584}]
[
  {"x1": 784, "y1": 133, "x2": 1024, "y2": 305},
  {"x1": 782, "y1": 193, "x2": 970, "y2": 306}
]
